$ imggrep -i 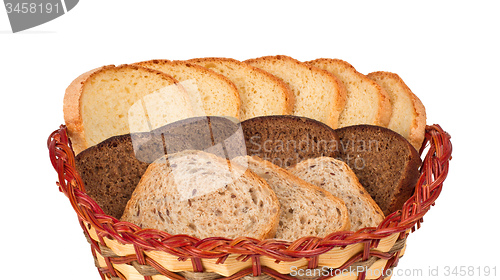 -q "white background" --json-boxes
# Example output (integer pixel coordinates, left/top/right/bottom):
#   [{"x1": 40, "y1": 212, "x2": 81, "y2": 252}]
[{"x1": 1, "y1": 1, "x2": 499, "y2": 279}]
